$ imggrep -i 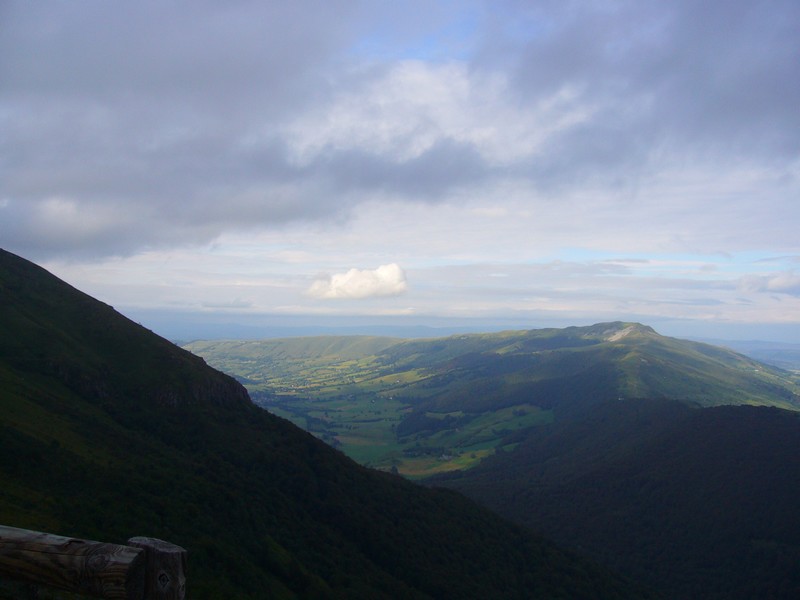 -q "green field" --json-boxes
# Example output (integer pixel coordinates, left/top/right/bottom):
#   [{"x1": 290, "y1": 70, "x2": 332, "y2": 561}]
[
  {"x1": 184, "y1": 324, "x2": 799, "y2": 476},
  {"x1": 185, "y1": 336, "x2": 557, "y2": 475},
  {"x1": 248, "y1": 368, "x2": 554, "y2": 476}
]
